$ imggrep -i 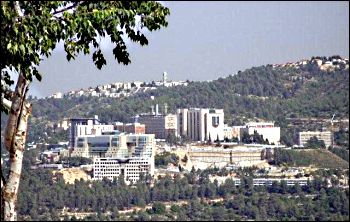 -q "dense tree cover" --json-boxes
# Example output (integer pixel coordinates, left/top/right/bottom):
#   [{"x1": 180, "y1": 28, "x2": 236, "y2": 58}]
[
  {"x1": 334, "y1": 128, "x2": 349, "y2": 148},
  {"x1": 305, "y1": 136, "x2": 326, "y2": 149},
  {"x1": 154, "y1": 152, "x2": 179, "y2": 167},
  {"x1": 12, "y1": 150, "x2": 349, "y2": 221},
  {"x1": 165, "y1": 133, "x2": 179, "y2": 146},
  {"x1": 329, "y1": 148, "x2": 349, "y2": 163},
  {"x1": 273, "y1": 148, "x2": 349, "y2": 168}
]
